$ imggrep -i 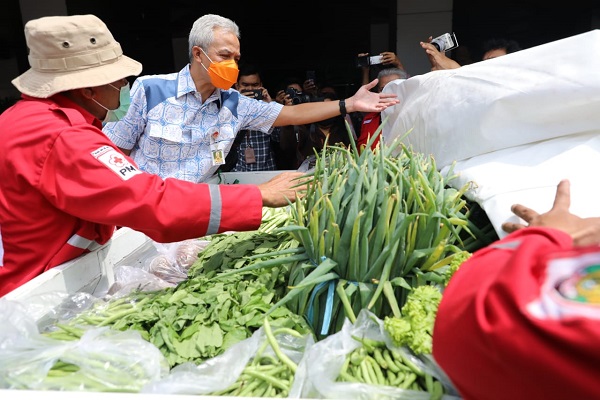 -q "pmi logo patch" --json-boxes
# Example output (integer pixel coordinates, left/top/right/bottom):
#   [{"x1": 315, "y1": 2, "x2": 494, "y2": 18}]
[{"x1": 92, "y1": 146, "x2": 141, "y2": 180}]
